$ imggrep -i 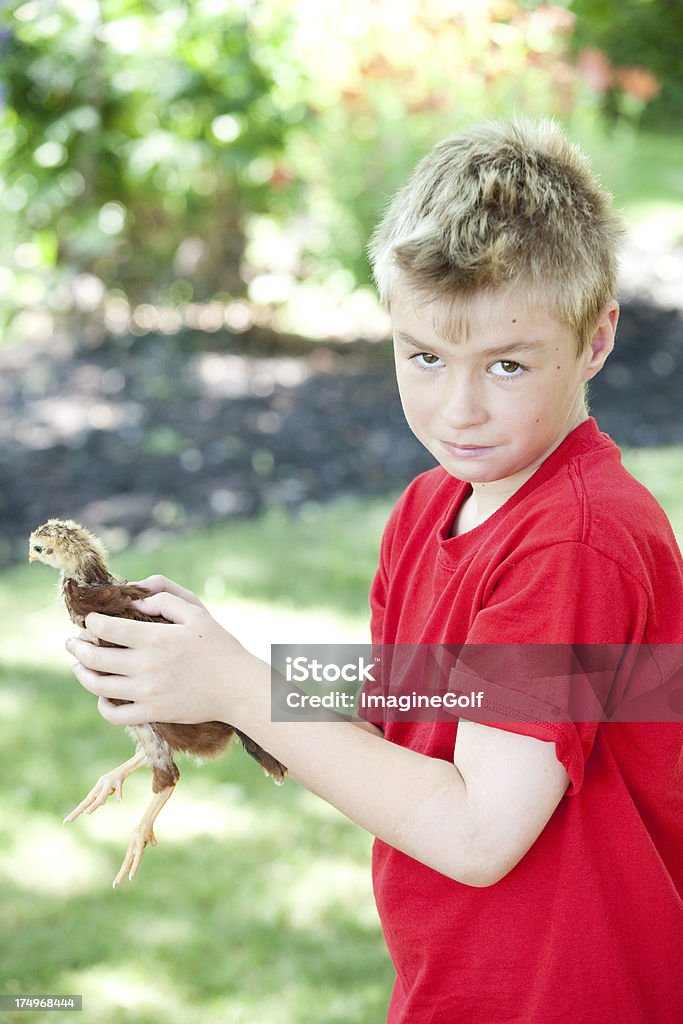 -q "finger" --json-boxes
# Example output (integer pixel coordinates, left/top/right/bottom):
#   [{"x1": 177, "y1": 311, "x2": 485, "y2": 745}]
[
  {"x1": 83, "y1": 611, "x2": 176, "y2": 646},
  {"x1": 98, "y1": 695, "x2": 149, "y2": 727},
  {"x1": 67, "y1": 636, "x2": 134, "y2": 675},
  {"x1": 65, "y1": 630, "x2": 99, "y2": 660},
  {"x1": 70, "y1": 626, "x2": 98, "y2": 644},
  {"x1": 128, "y1": 591, "x2": 200, "y2": 625},
  {"x1": 71, "y1": 661, "x2": 132, "y2": 701},
  {"x1": 130, "y1": 575, "x2": 206, "y2": 608}
]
